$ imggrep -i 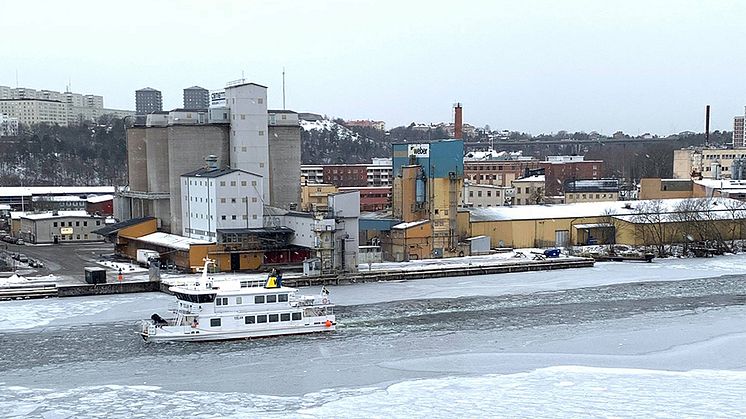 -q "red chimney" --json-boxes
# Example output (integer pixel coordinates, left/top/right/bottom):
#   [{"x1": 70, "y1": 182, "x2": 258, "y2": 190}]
[{"x1": 454, "y1": 102, "x2": 463, "y2": 139}]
